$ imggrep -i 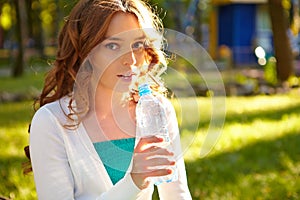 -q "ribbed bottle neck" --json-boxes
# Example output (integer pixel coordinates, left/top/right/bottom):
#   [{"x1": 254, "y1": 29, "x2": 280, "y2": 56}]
[{"x1": 138, "y1": 83, "x2": 152, "y2": 96}]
